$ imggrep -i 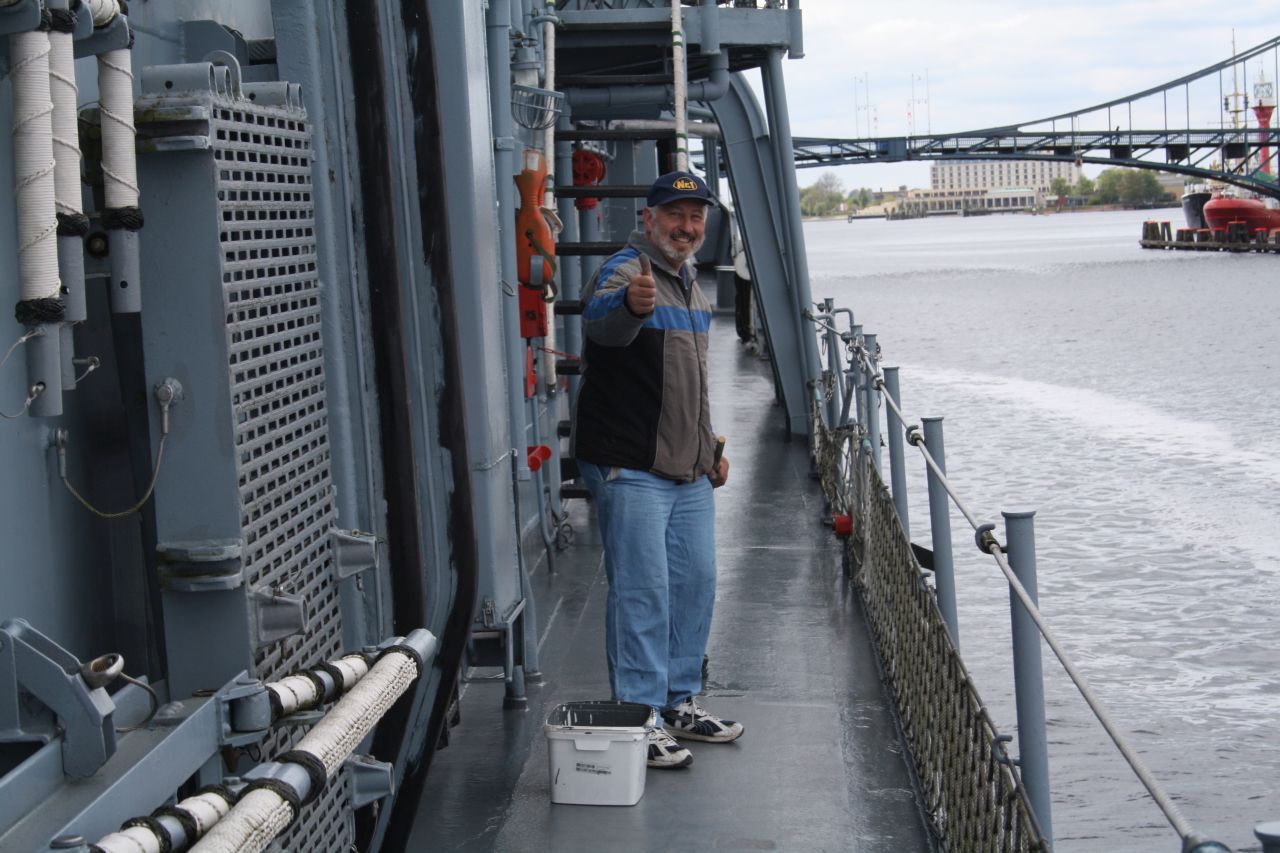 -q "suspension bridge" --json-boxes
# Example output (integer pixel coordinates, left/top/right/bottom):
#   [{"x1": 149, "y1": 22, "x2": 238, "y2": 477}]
[{"x1": 791, "y1": 35, "x2": 1280, "y2": 198}]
